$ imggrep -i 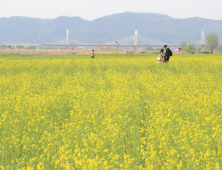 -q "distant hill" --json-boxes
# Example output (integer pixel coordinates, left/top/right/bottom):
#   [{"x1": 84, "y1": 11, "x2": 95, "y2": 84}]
[{"x1": 0, "y1": 12, "x2": 222, "y2": 44}]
